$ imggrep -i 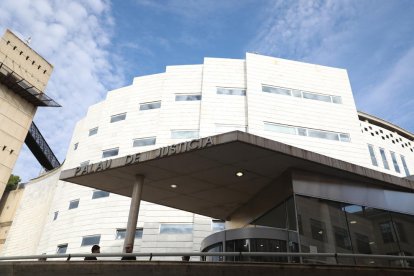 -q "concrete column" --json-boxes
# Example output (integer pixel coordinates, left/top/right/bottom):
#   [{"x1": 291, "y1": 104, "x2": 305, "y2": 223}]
[{"x1": 123, "y1": 174, "x2": 144, "y2": 252}]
